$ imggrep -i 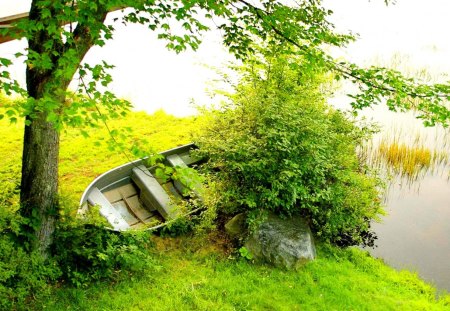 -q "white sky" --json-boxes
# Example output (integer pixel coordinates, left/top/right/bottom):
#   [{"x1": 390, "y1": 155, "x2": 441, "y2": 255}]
[{"x1": 1, "y1": 0, "x2": 449, "y2": 116}]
